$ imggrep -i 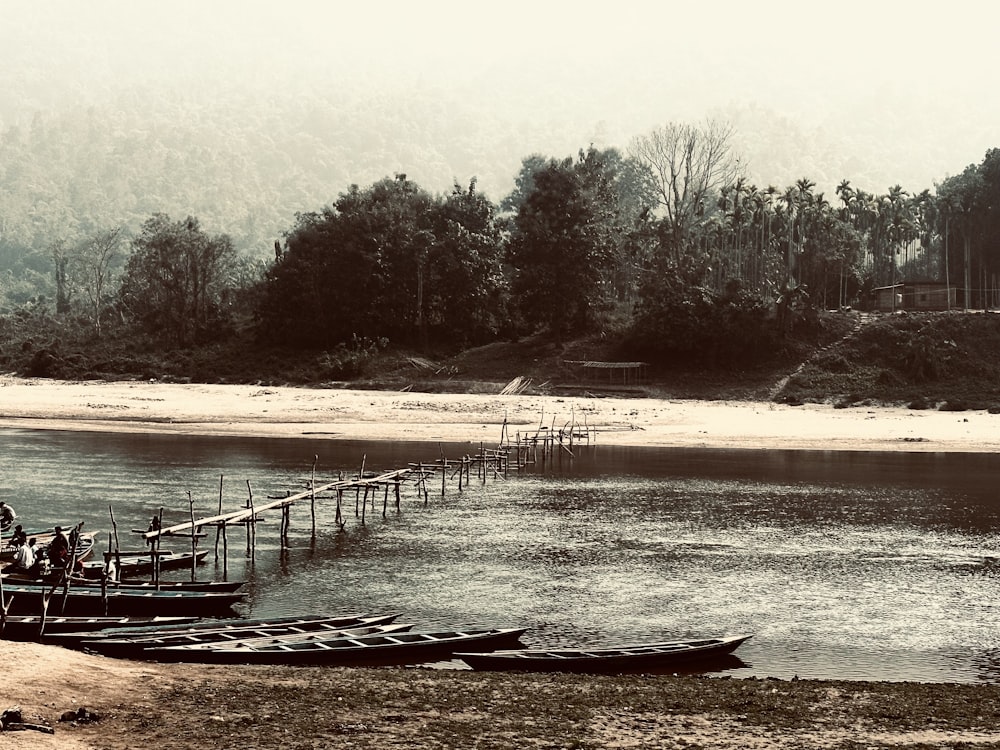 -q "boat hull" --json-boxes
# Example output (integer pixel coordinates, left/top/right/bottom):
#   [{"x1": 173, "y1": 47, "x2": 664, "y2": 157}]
[
  {"x1": 78, "y1": 614, "x2": 402, "y2": 658},
  {"x1": 456, "y1": 634, "x2": 752, "y2": 674},
  {"x1": 79, "y1": 550, "x2": 209, "y2": 579},
  {"x1": 1, "y1": 615, "x2": 200, "y2": 641},
  {"x1": 1, "y1": 584, "x2": 245, "y2": 617},
  {"x1": 3, "y1": 573, "x2": 245, "y2": 593},
  {"x1": 142, "y1": 627, "x2": 527, "y2": 666}
]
